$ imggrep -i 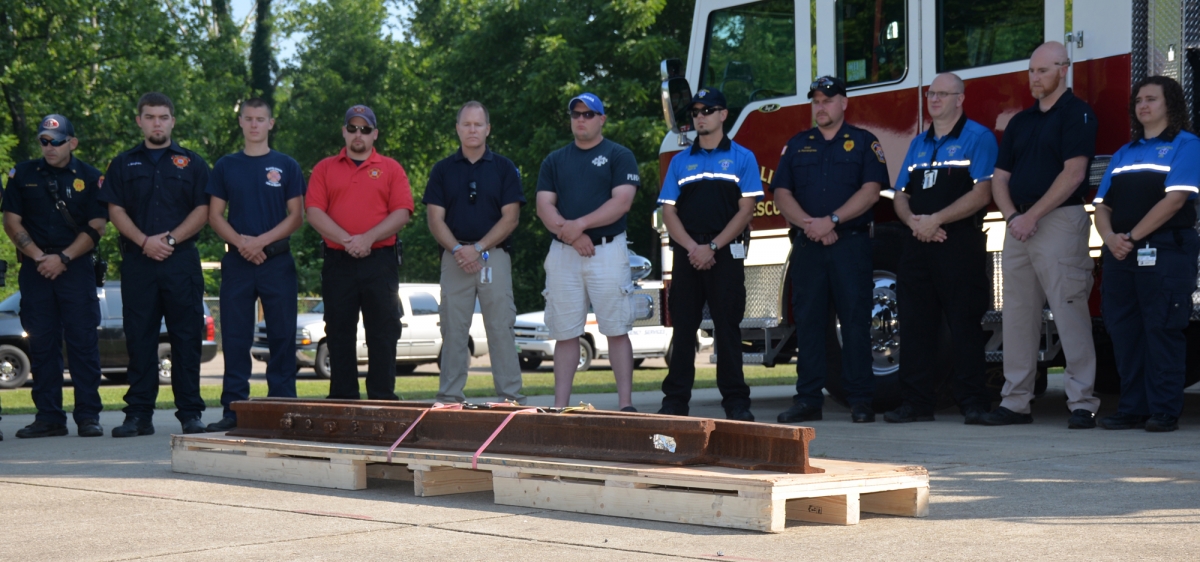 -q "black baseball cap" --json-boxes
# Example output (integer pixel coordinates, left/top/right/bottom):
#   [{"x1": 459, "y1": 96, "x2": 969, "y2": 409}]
[{"x1": 808, "y1": 76, "x2": 847, "y2": 99}]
